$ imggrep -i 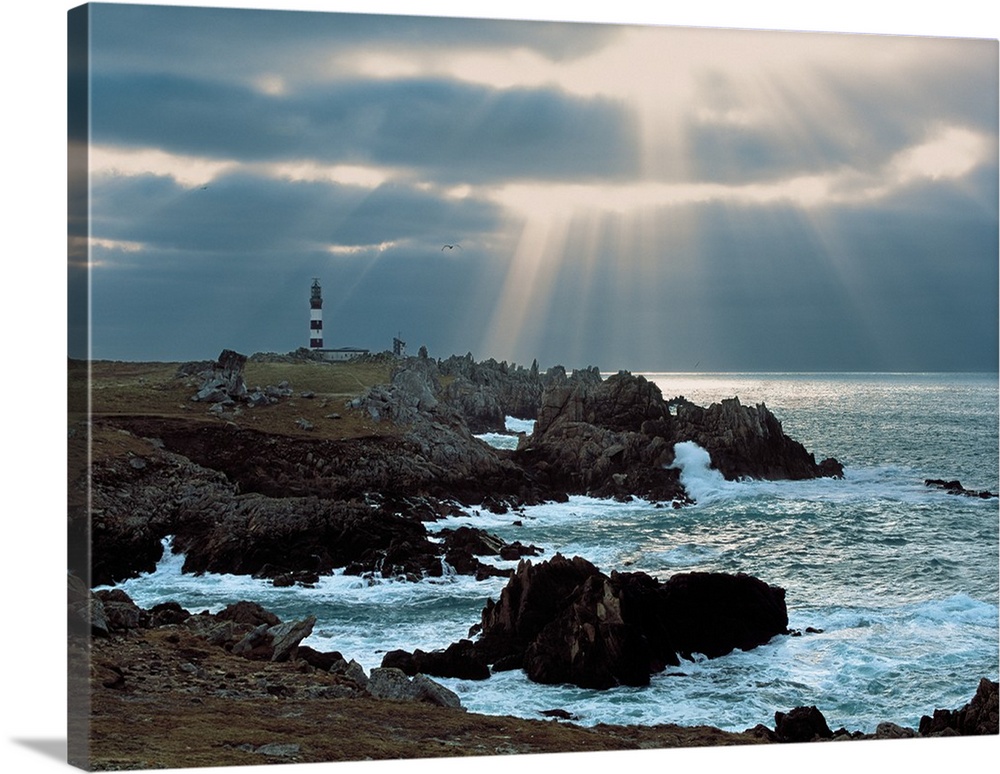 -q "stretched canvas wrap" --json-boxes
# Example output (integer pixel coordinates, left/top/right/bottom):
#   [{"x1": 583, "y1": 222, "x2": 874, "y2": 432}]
[{"x1": 67, "y1": 2, "x2": 999, "y2": 771}]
